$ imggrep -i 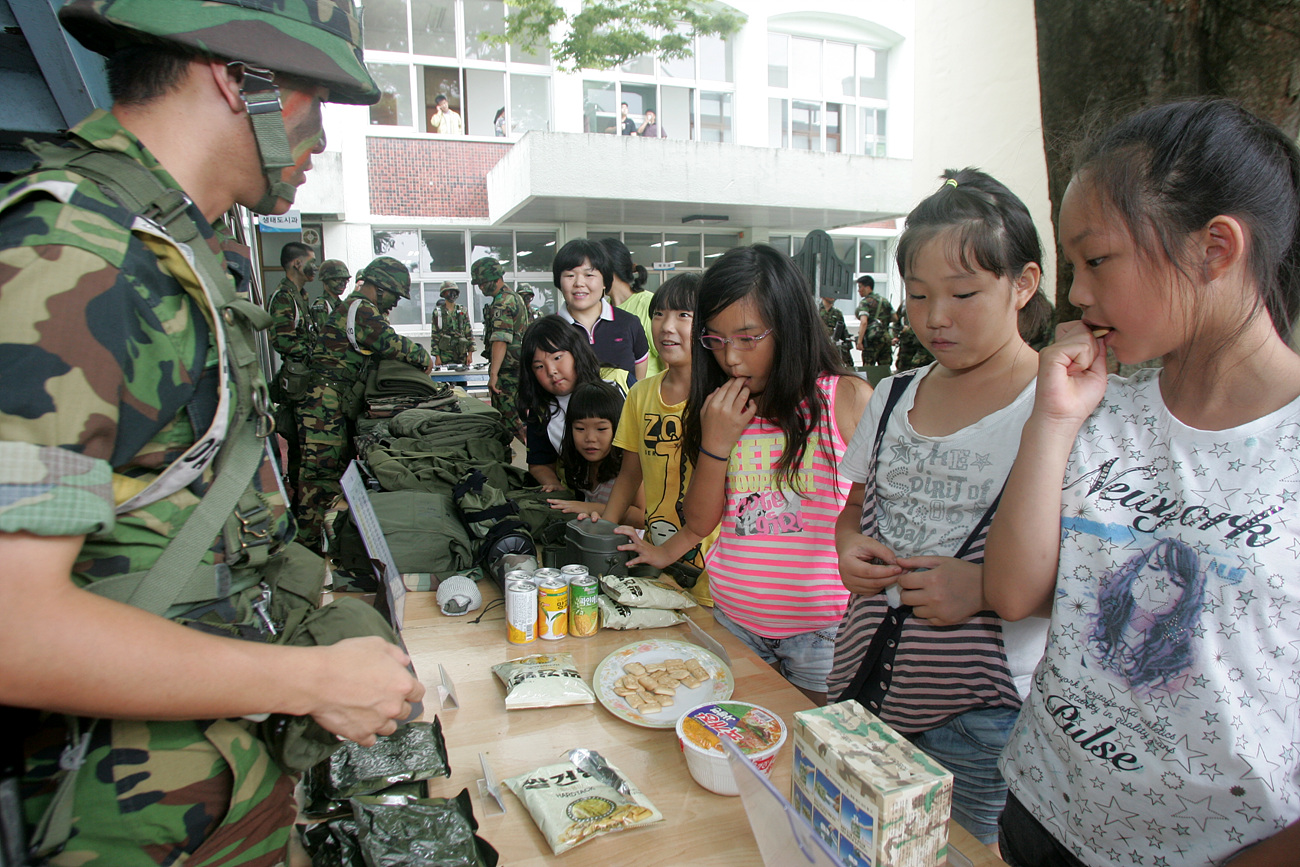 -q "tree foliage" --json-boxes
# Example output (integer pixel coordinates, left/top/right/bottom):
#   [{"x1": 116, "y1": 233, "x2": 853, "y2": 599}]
[{"x1": 487, "y1": 0, "x2": 746, "y2": 71}]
